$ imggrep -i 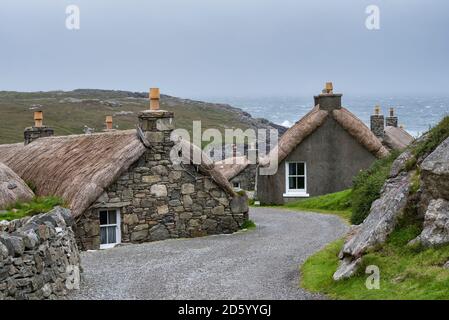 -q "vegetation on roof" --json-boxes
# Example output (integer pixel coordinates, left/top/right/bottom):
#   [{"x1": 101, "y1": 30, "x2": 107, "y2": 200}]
[{"x1": 0, "y1": 196, "x2": 64, "y2": 221}]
